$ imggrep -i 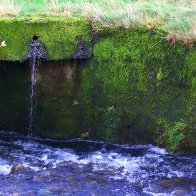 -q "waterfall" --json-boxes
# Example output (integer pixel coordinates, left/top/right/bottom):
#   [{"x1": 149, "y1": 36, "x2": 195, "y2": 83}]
[
  {"x1": 28, "y1": 56, "x2": 39, "y2": 136},
  {"x1": 28, "y1": 36, "x2": 46, "y2": 136}
]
